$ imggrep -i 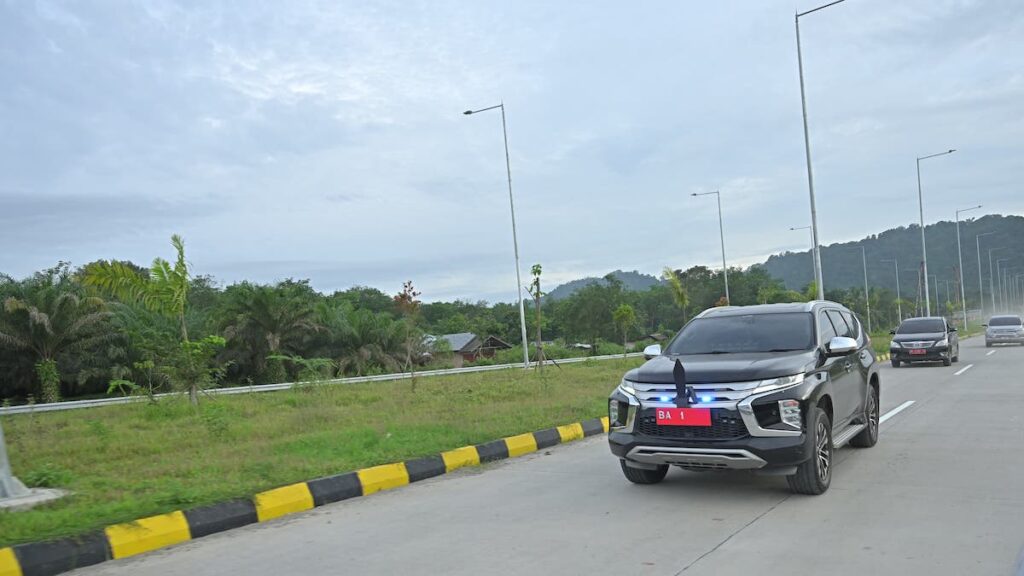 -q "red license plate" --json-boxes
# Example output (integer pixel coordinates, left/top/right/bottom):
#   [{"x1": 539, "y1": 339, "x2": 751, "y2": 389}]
[
  {"x1": 909, "y1": 349, "x2": 926, "y2": 355},
  {"x1": 655, "y1": 407, "x2": 712, "y2": 427}
]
